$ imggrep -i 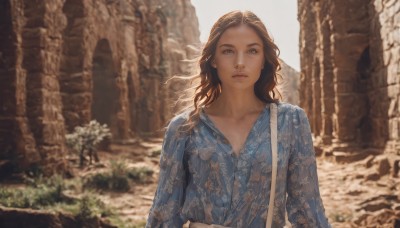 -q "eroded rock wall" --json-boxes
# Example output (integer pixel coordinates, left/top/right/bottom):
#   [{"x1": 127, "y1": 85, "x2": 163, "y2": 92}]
[
  {"x1": 0, "y1": 0, "x2": 200, "y2": 173},
  {"x1": 298, "y1": 0, "x2": 399, "y2": 165}
]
